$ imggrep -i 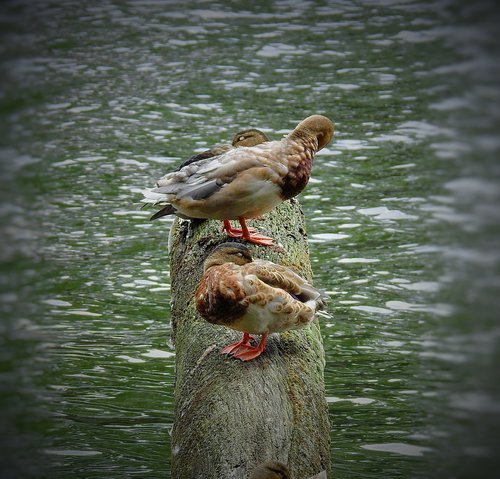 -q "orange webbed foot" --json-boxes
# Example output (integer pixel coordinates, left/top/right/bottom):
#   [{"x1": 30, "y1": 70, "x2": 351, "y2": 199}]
[
  {"x1": 243, "y1": 234, "x2": 274, "y2": 246},
  {"x1": 222, "y1": 219, "x2": 275, "y2": 246},
  {"x1": 221, "y1": 332, "x2": 252, "y2": 355},
  {"x1": 231, "y1": 345, "x2": 265, "y2": 361},
  {"x1": 228, "y1": 332, "x2": 269, "y2": 362}
]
